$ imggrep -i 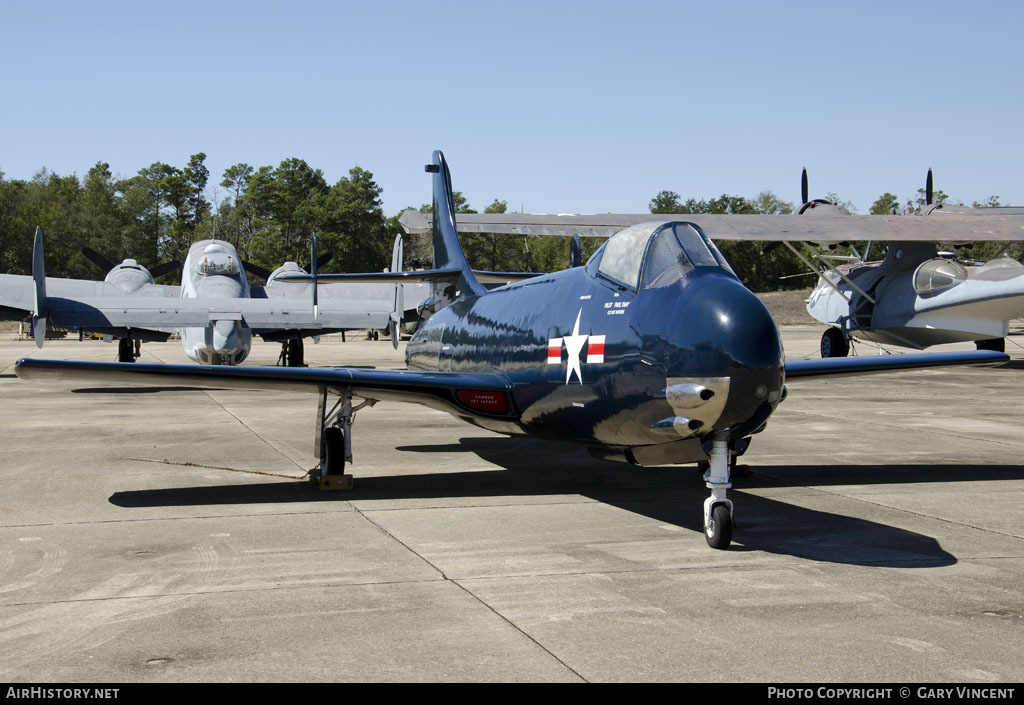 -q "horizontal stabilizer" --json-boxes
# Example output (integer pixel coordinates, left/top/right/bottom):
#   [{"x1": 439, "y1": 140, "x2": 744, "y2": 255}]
[{"x1": 785, "y1": 350, "x2": 1007, "y2": 379}]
